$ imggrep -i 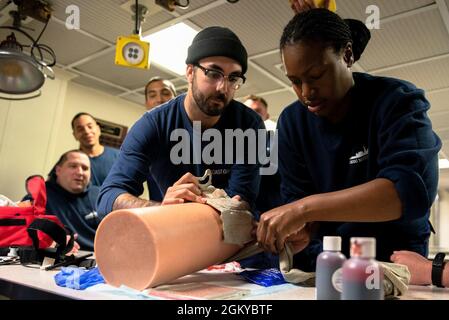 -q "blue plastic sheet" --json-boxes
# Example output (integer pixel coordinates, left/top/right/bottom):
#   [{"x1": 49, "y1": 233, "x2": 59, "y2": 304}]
[
  {"x1": 54, "y1": 266, "x2": 105, "y2": 290},
  {"x1": 239, "y1": 268, "x2": 287, "y2": 287}
]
